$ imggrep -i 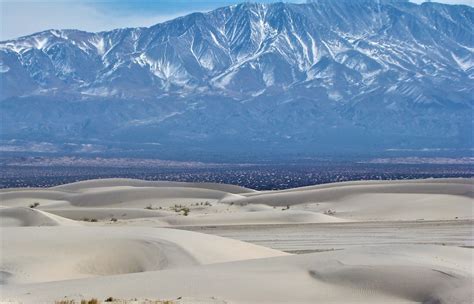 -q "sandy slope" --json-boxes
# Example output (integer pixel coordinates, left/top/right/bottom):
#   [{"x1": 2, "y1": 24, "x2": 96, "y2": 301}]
[
  {"x1": 226, "y1": 178, "x2": 474, "y2": 221},
  {"x1": 0, "y1": 178, "x2": 472, "y2": 303},
  {"x1": 2, "y1": 245, "x2": 472, "y2": 304},
  {"x1": 0, "y1": 227, "x2": 287, "y2": 285},
  {"x1": 0, "y1": 207, "x2": 79, "y2": 227},
  {"x1": 51, "y1": 178, "x2": 256, "y2": 194}
]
